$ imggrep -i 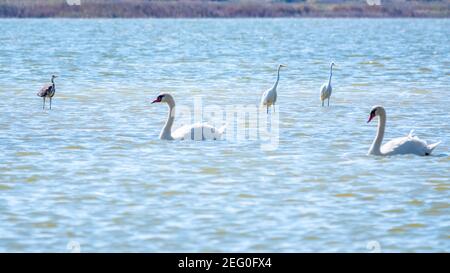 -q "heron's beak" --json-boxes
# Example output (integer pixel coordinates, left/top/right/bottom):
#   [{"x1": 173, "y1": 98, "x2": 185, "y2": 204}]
[
  {"x1": 281, "y1": 64, "x2": 287, "y2": 68},
  {"x1": 367, "y1": 113, "x2": 375, "y2": 123},
  {"x1": 151, "y1": 98, "x2": 161, "y2": 104}
]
